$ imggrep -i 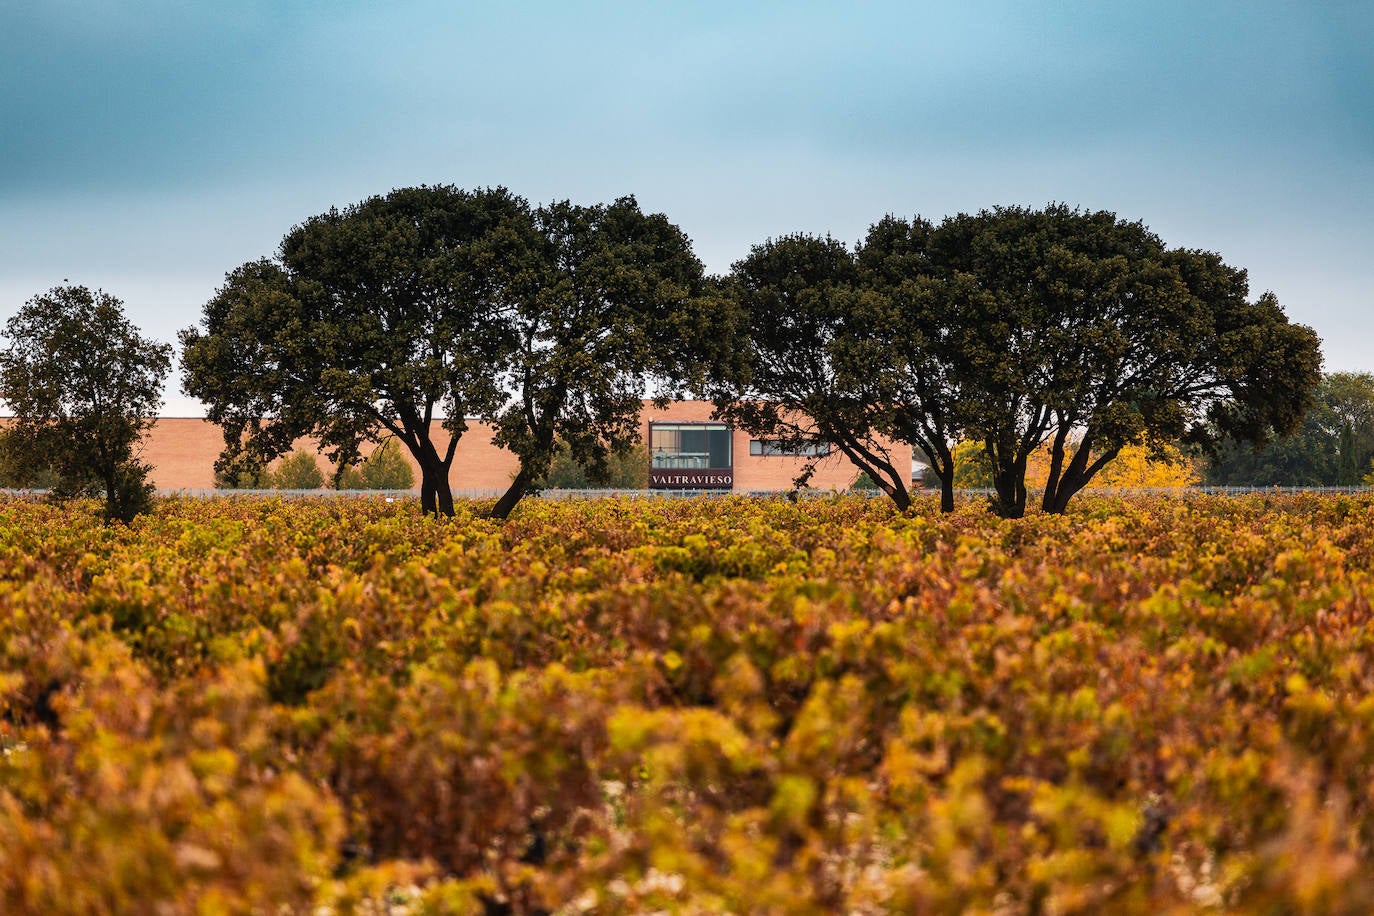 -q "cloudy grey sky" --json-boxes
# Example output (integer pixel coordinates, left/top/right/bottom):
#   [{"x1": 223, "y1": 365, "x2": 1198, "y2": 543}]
[{"x1": 2, "y1": 1, "x2": 1371, "y2": 414}]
